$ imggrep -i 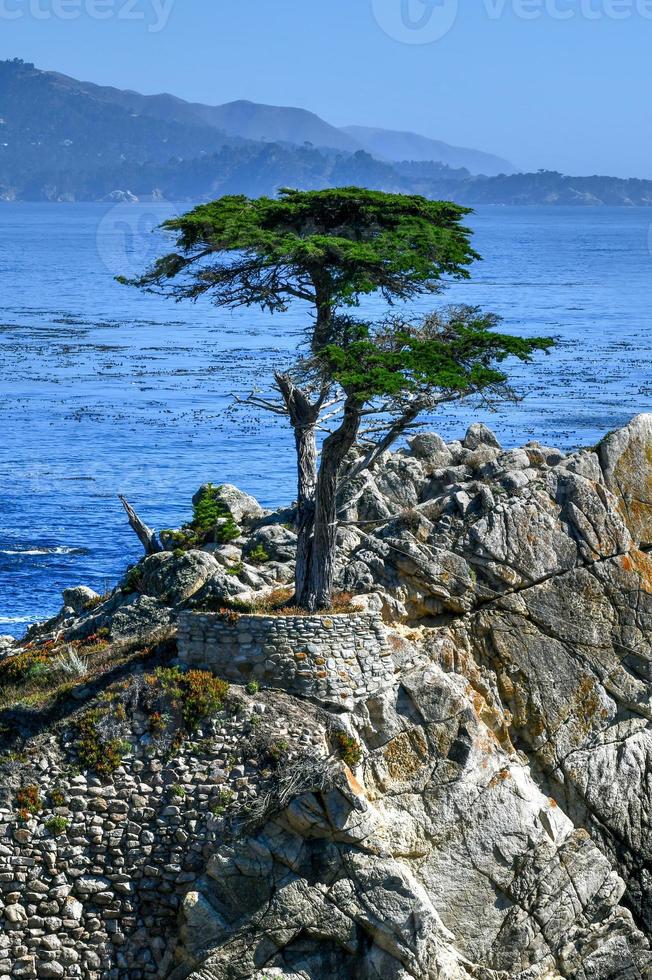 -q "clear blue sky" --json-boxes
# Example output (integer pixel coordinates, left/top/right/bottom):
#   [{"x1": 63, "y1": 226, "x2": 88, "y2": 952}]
[{"x1": 0, "y1": 0, "x2": 650, "y2": 177}]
